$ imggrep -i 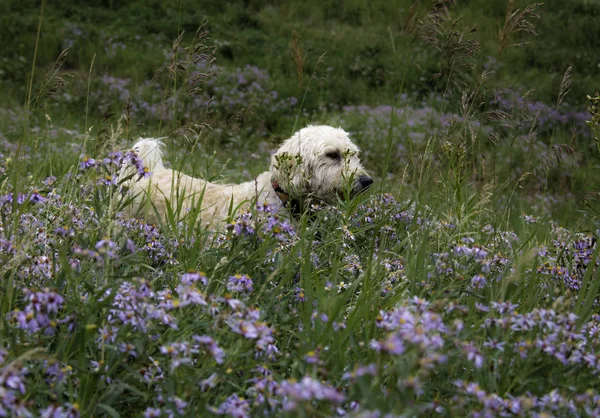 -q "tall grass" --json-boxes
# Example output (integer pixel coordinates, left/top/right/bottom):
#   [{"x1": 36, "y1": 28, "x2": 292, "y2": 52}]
[{"x1": 0, "y1": 0, "x2": 599, "y2": 417}]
